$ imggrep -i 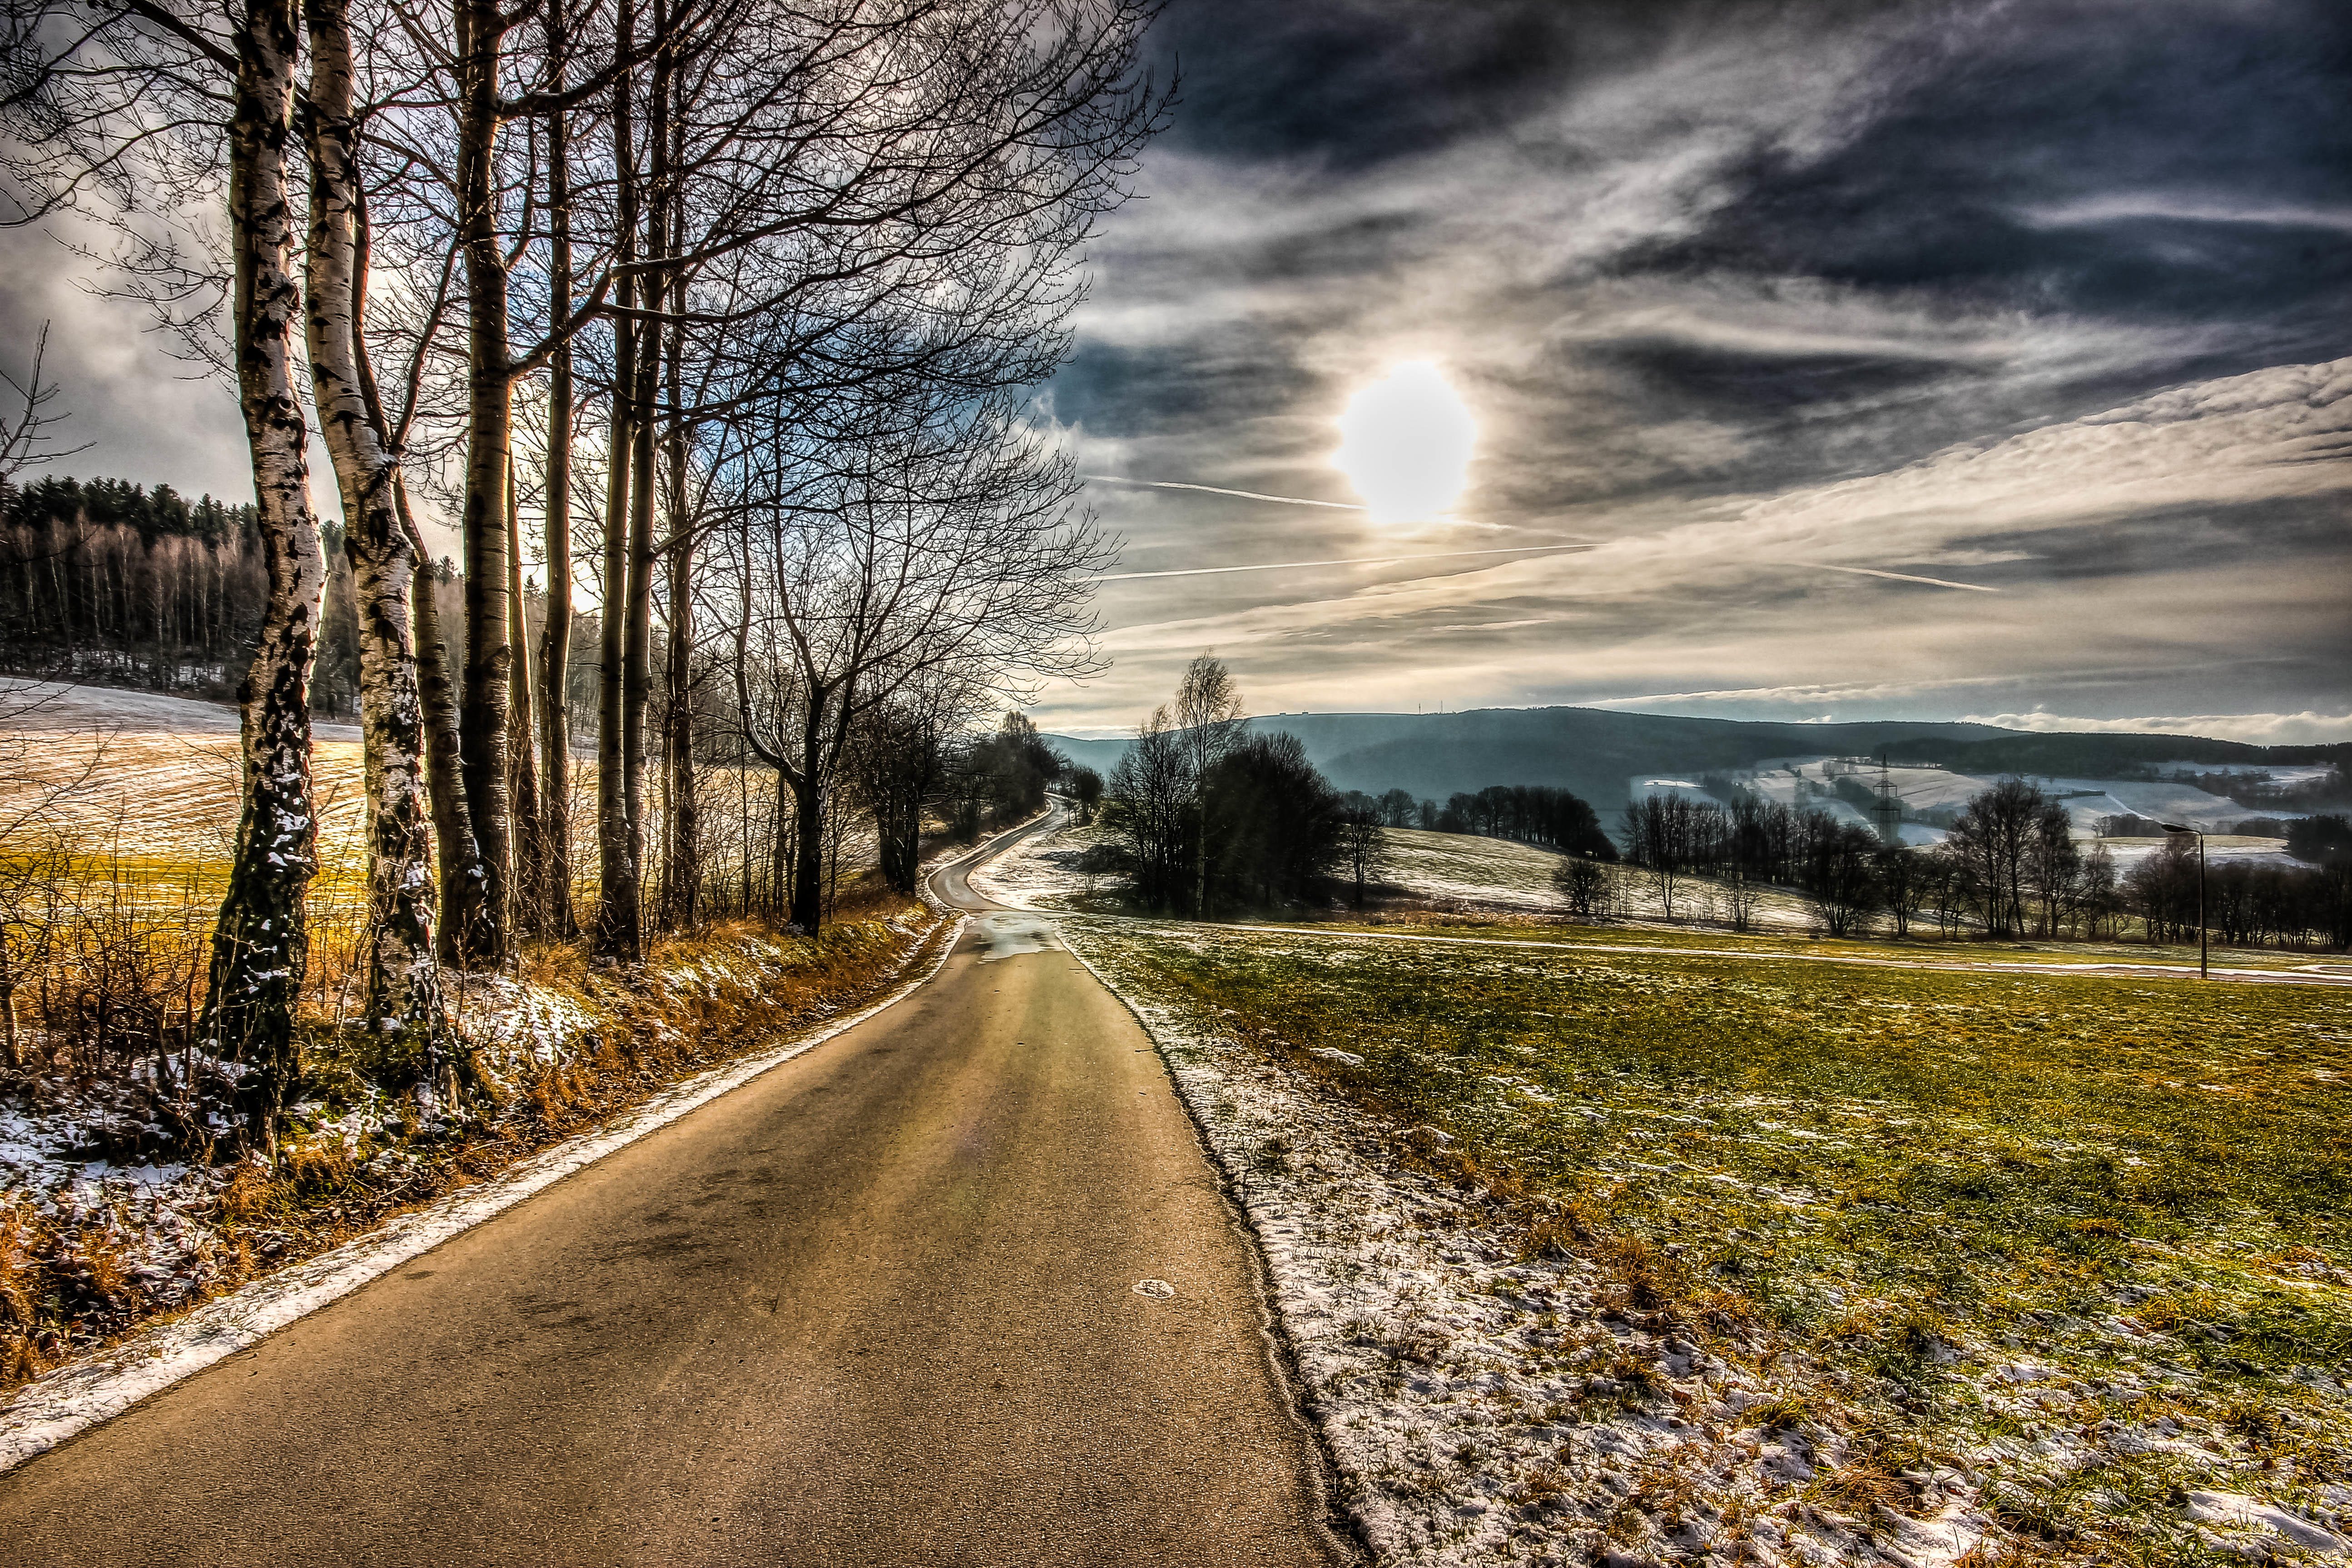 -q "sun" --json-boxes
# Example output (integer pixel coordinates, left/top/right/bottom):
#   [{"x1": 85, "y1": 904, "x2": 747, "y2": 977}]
[{"x1": 1332, "y1": 361, "x2": 1477, "y2": 524}]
